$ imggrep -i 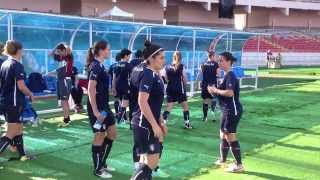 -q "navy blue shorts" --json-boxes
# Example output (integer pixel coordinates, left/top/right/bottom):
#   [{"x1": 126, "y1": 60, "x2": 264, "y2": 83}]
[
  {"x1": 57, "y1": 78, "x2": 72, "y2": 100},
  {"x1": 116, "y1": 88, "x2": 130, "y2": 101},
  {"x1": 167, "y1": 92, "x2": 187, "y2": 103},
  {"x1": 1, "y1": 105, "x2": 24, "y2": 123},
  {"x1": 220, "y1": 110, "x2": 242, "y2": 133},
  {"x1": 87, "y1": 105, "x2": 115, "y2": 133},
  {"x1": 201, "y1": 88, "x2": 213, "y2": 99},
  {"x1": 133, "y1": 122, "x2": 161, "y2": 155}
]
